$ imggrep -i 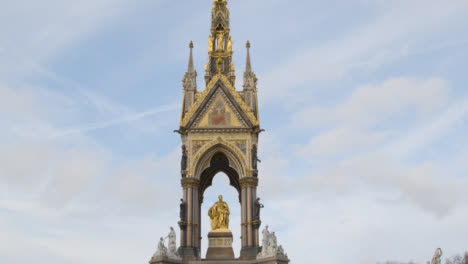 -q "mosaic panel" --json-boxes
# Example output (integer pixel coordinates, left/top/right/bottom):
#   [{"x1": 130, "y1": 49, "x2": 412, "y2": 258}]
[
  {"x1": 229, "y1": 140, "x2": 247, "y2": 154},
  {"x1": 191, "y1": 140, "x2": 210, "y2": 155}
]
